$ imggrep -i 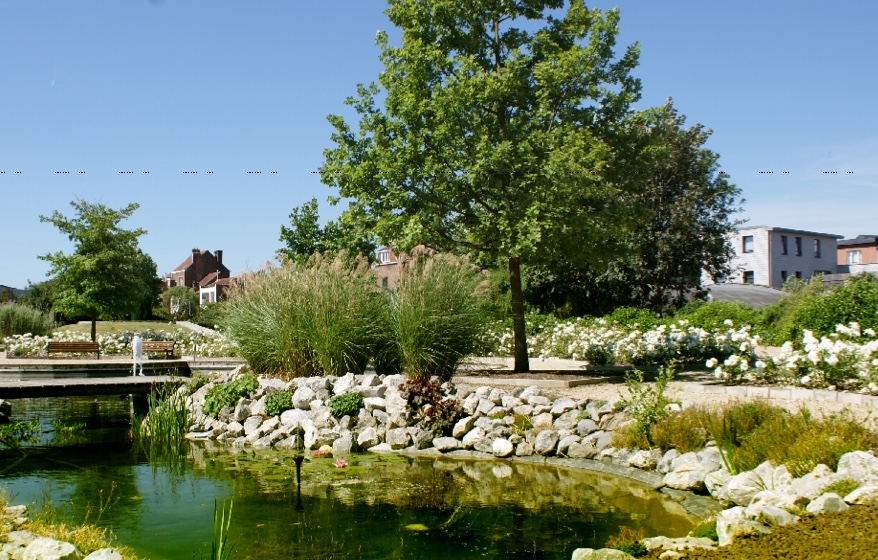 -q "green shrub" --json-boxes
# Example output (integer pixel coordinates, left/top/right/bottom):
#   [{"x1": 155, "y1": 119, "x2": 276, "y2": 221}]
[
  {"x1": 607, "y1": 306, "x2": 661, "y2": 330},
  {"x1": 672, "y1": 301, "x2": 763, "y2": 333},
  {"x1": 605, "y1": 526, "x2": 647, "y2": 557},
  {"x1": 388, "y1": 251, "x2": 490, "y2": 381},
  {"x1": 223, "y1": 255, "x2": 385, "y2": 377},
  {"x1": 0, "y1": 302, "x2": 55, "y2": 337},
  {"x1": 327, "y1": 392, "x2": 364, "y2": 418},
  {"x1": 188, "y1": 371, "x2": 212, "y2": 392},
  {"x1": 616, "y1": 367, "x2": 675, "y2": 446},
  {"x1": 785, "y1": 273, "x2": 878, "y2": 340},
  {"x1": 824, "y1": 478, "x2": 860, "y2": 498},
  {"x1": 193, "y1": 302, "x2": 229, "y2": 330},
  {"x1": 264, "y1": 389, "x2": 293, "y2": 417},
  {"x1": 203, "y1": 373, "x2": 259, "y2": 418},
  {"x1": 648, "y1": 406, "x2": 711, "y2": 453},
  {"x1": 690, "y1": 519, "x2": 718, "y2": 541}
]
